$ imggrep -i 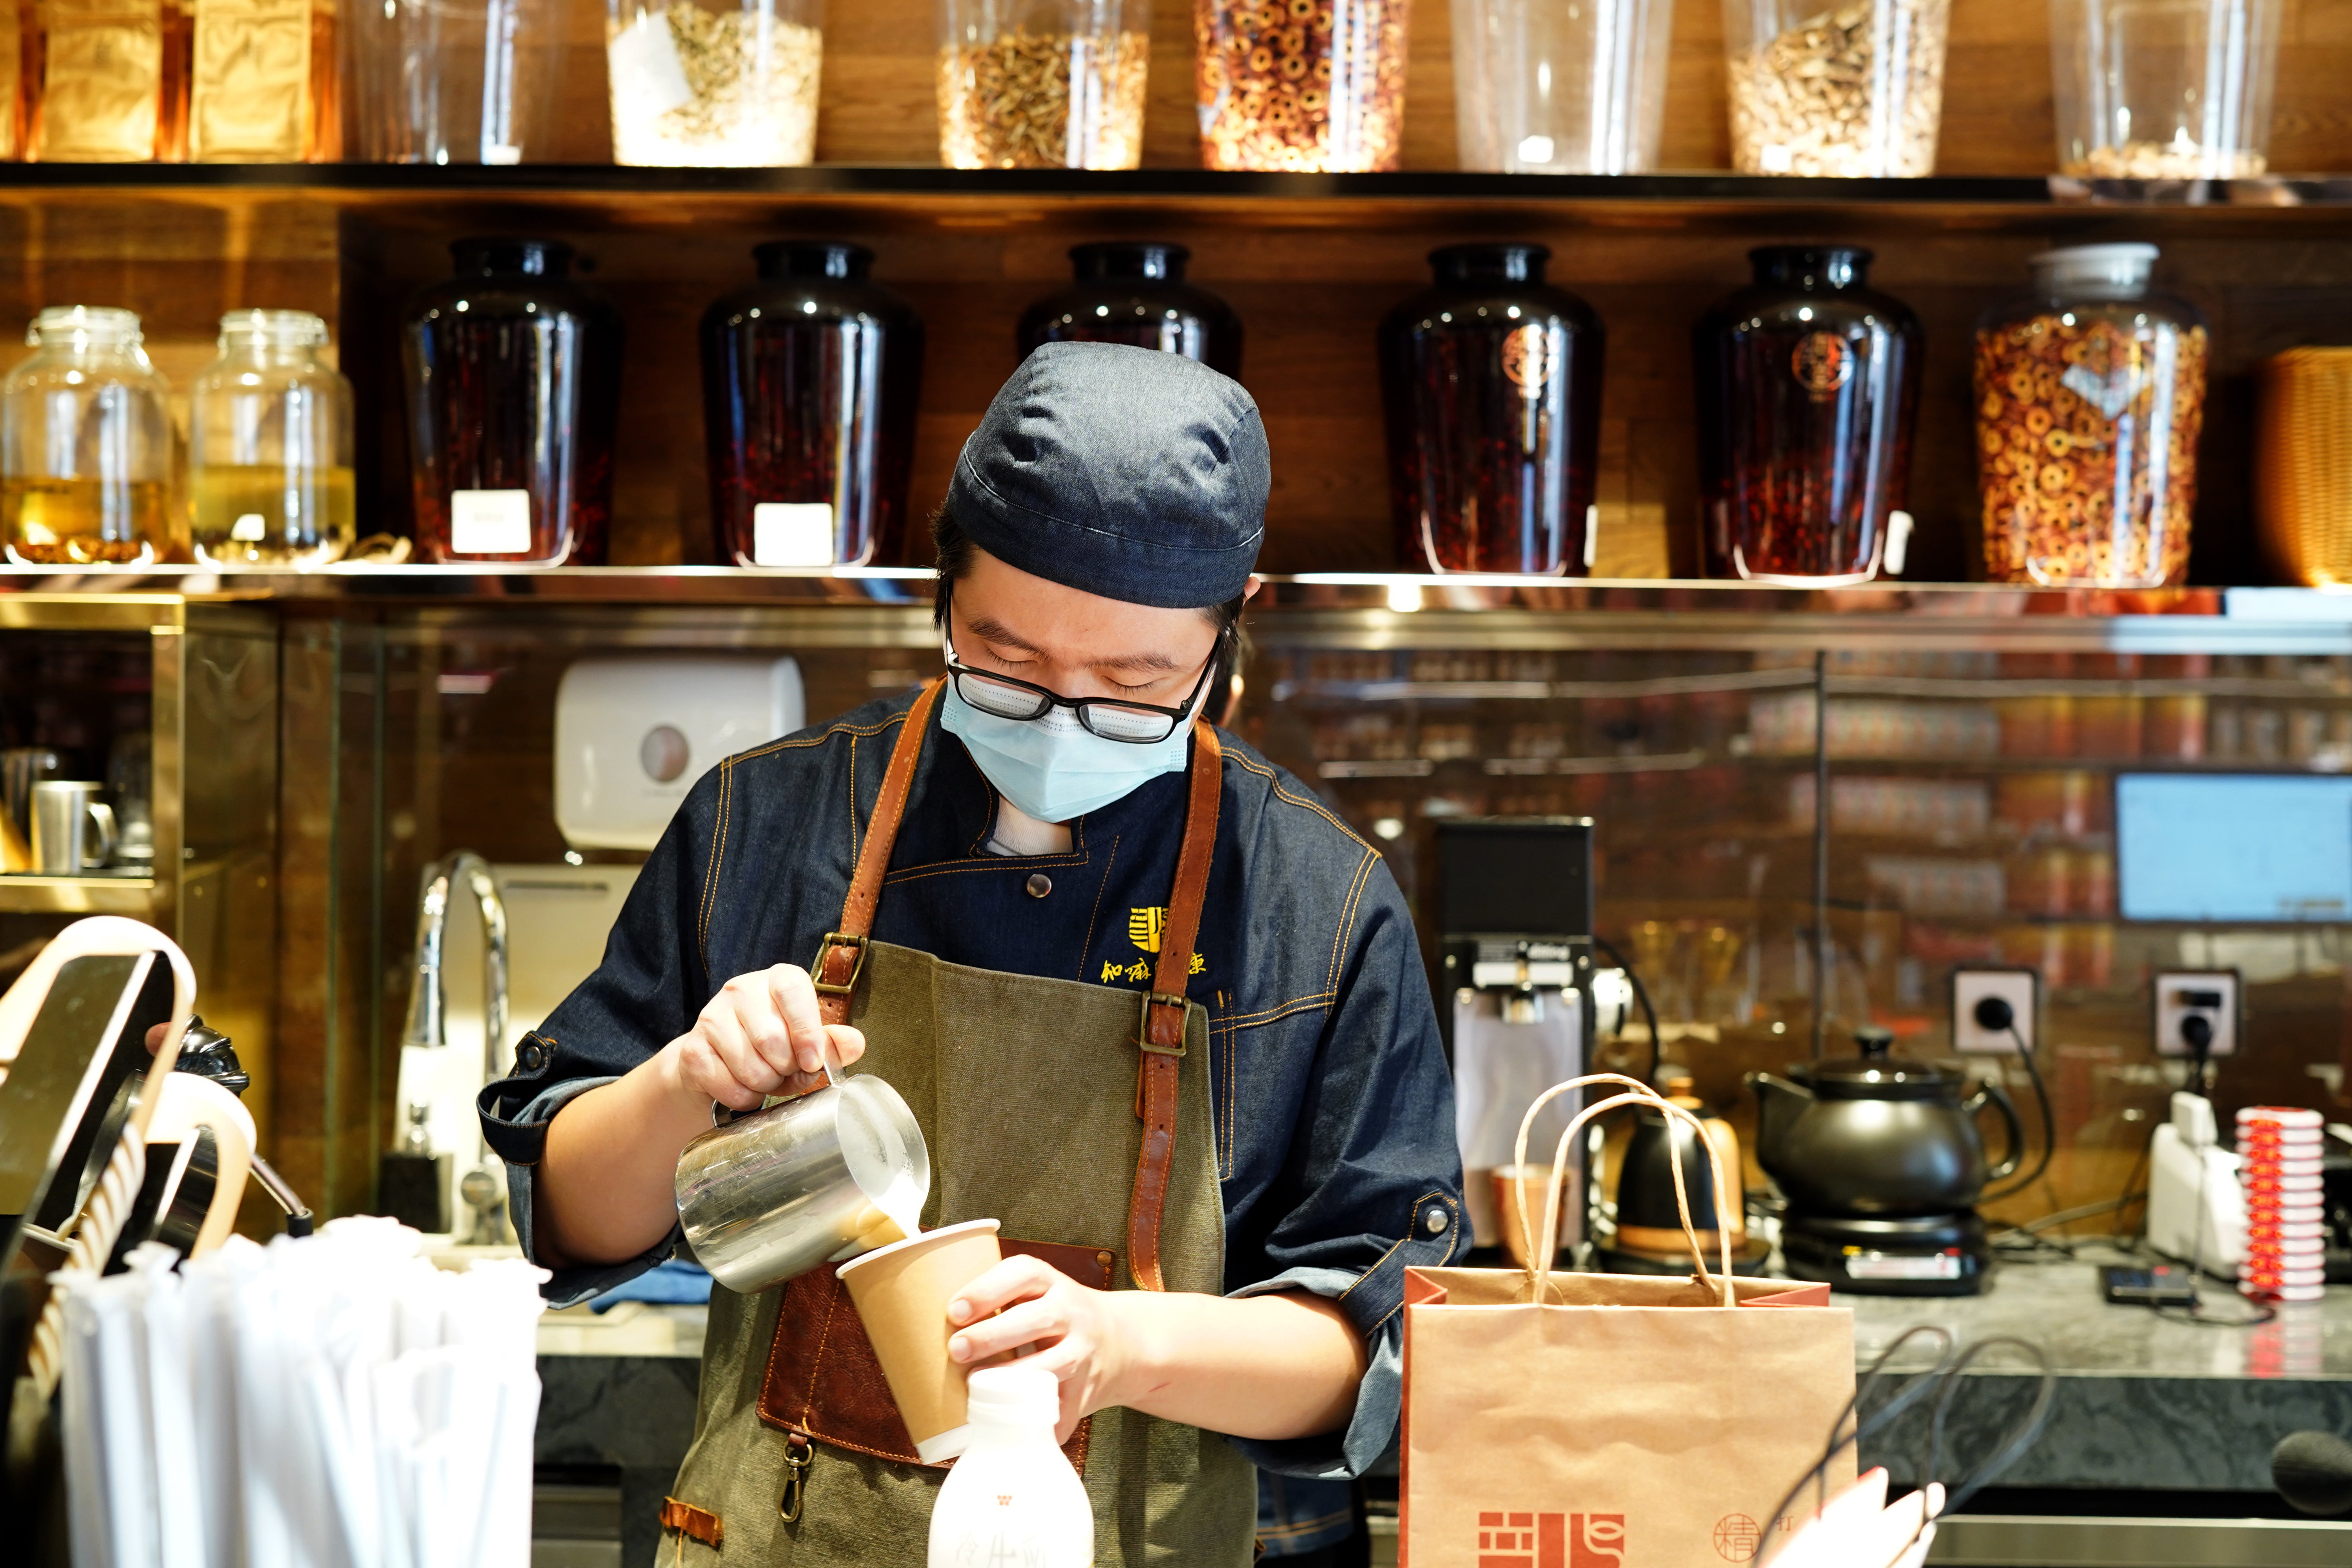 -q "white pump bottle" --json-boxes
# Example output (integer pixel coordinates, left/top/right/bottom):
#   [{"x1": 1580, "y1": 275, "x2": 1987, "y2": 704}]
[{"x1": 927, "y1": 1363, "x2": 1093, "y2": 1568}]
